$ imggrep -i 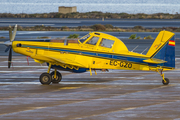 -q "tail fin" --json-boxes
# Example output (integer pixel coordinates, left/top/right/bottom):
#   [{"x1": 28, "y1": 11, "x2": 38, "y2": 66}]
[{"x1": 146, "y1": 31, "x2": 175, "y2": 68}]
